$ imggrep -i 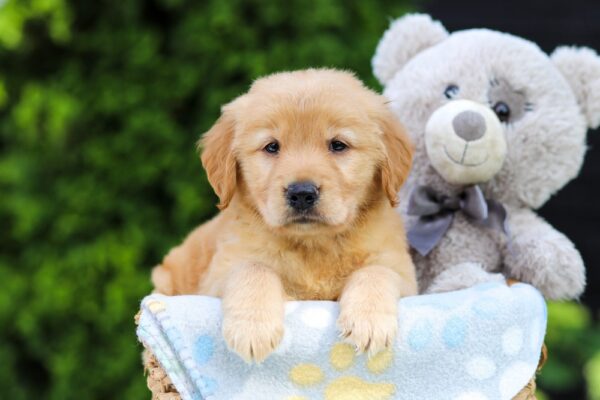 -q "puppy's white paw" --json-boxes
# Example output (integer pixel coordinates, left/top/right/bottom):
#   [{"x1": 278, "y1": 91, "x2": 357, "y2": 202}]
[
  {"x1": 337, "y1": 306, "x2": 397, "y2": 355},
  {"x1": 222, "y1": 310, "x2": 284, "y2": 363}
]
